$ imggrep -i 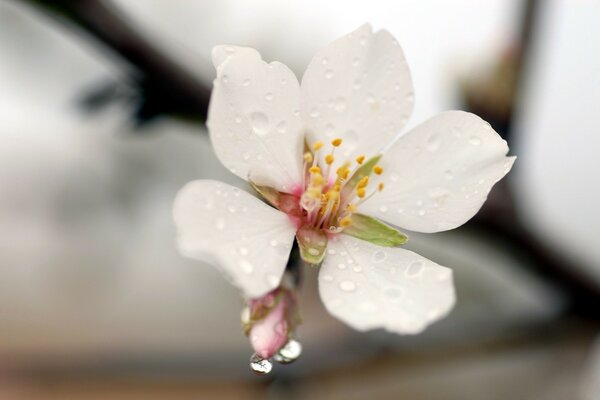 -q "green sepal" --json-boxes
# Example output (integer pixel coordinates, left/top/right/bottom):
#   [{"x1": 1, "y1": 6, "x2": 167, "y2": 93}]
[
  {"x1": 343, "y1": 214, "x2": 408, "y2": 247},
  {"x1": 249, "y1": 180, "x2": 281, "y2": 208},
  {"x1": 250, "y1": 180, "x2": 302, "y2": 216},
  {"x1": 296, "y1": 226, "x2": 328, "y2": 265},
  {"x1": 340, "y1": 154, "x2": 382, "y2": 199}
]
